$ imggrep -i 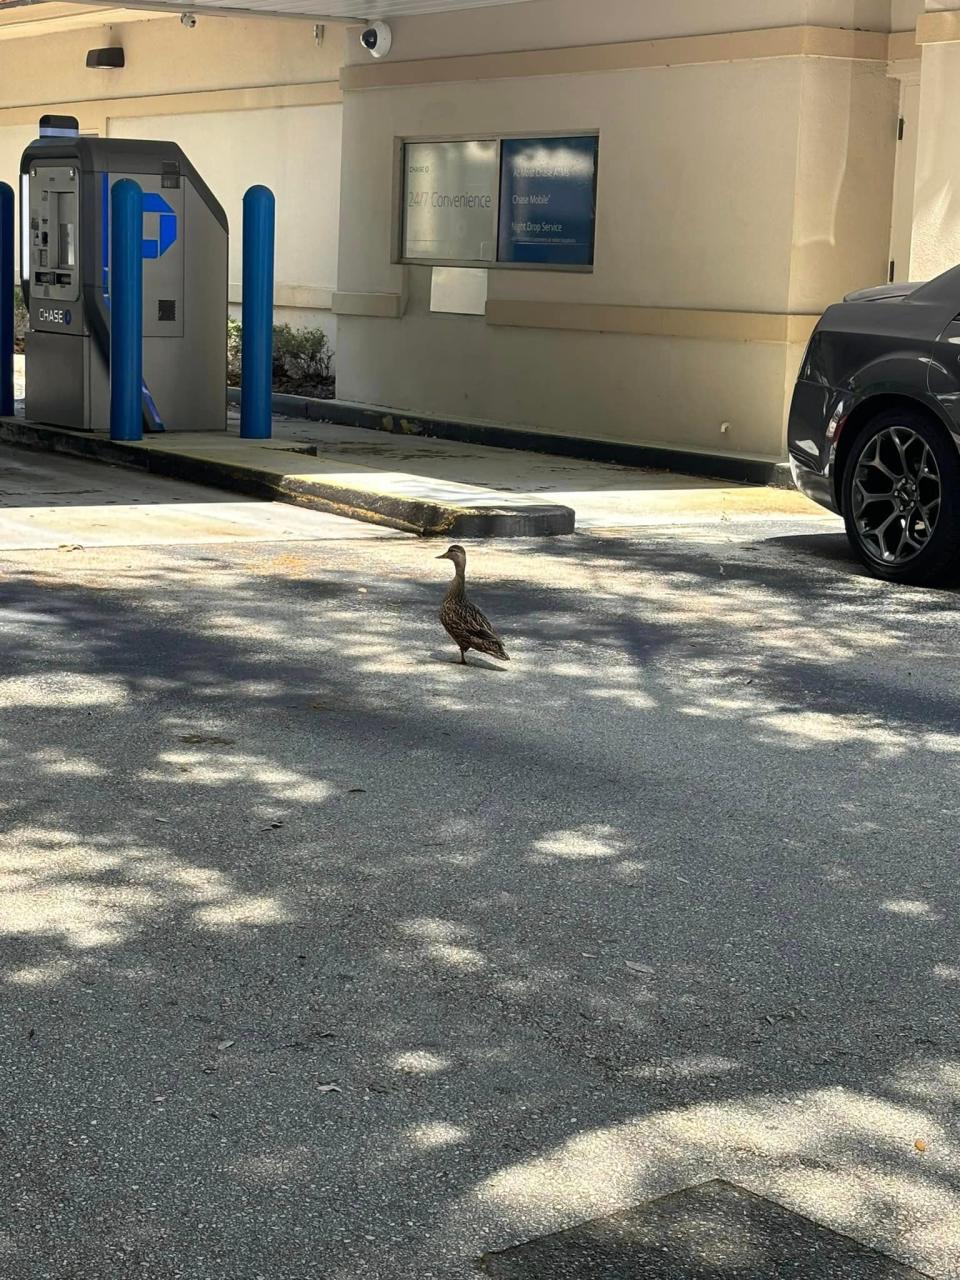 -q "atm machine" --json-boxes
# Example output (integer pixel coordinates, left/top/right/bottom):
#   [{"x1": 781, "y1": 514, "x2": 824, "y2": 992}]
[{"x1": 20, "y1": 119, "x2": 228, "y2": 433}]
